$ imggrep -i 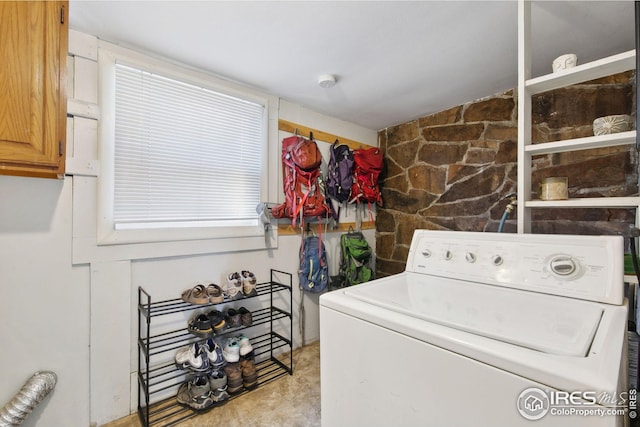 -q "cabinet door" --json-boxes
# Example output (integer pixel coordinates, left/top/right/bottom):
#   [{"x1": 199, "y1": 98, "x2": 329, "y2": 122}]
[{"x1": 0, "y1": 1, "x2": 68, "y2": 179}]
